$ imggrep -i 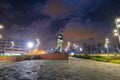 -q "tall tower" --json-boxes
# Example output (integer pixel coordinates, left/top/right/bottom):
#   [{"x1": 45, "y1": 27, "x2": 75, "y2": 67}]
[{"x1": 56, "y1": 31, "x2": 64, "y2": 53}]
